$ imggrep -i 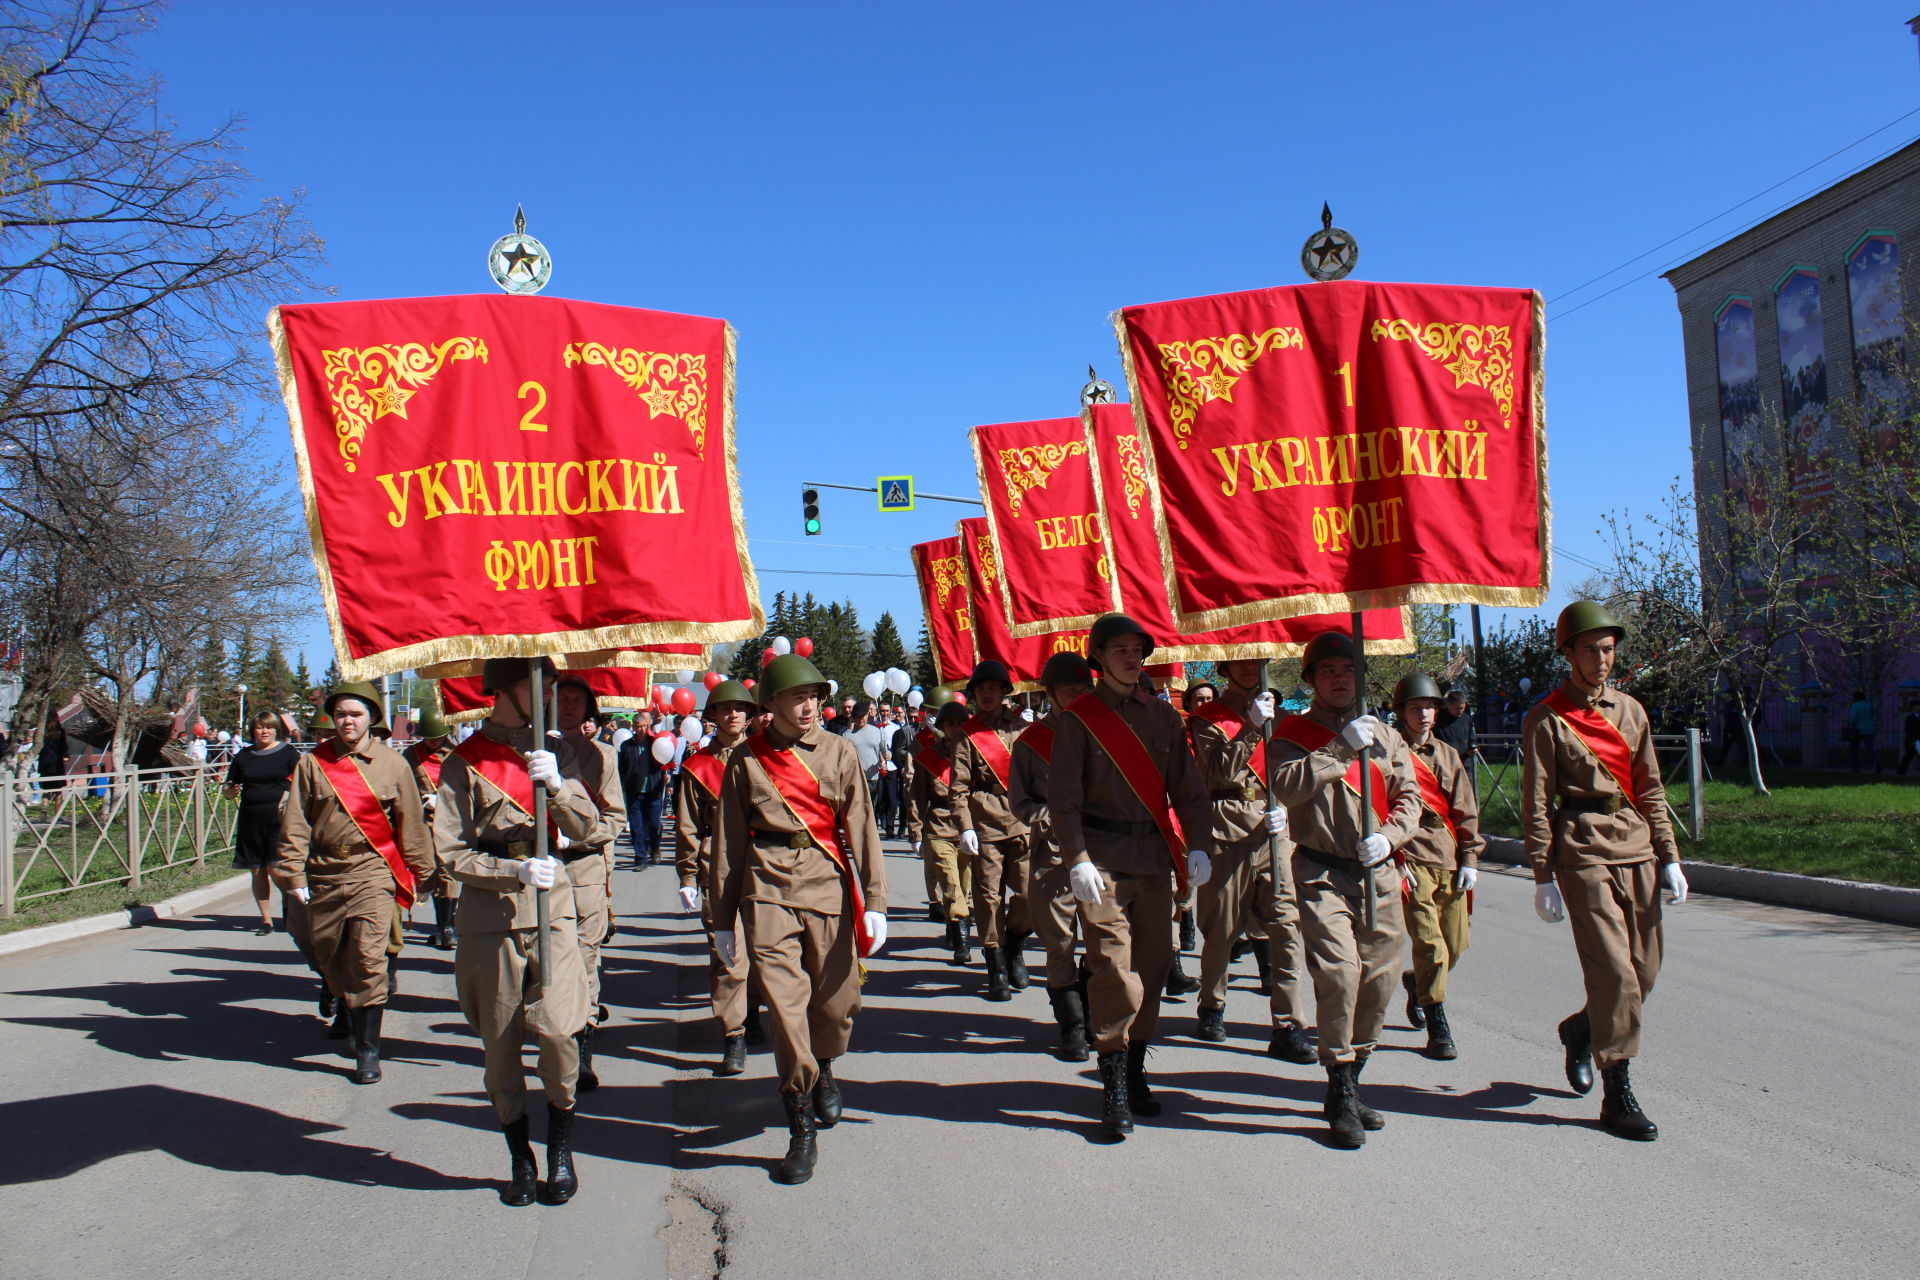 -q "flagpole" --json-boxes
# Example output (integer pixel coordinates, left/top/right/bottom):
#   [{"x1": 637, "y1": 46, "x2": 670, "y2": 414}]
[
  {"x1": 1353, "y1": 609, "x2": 1376, "y2": 931},
  {"x1": 530, "y1": 657, "x2": 552, "y2": 988}
]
